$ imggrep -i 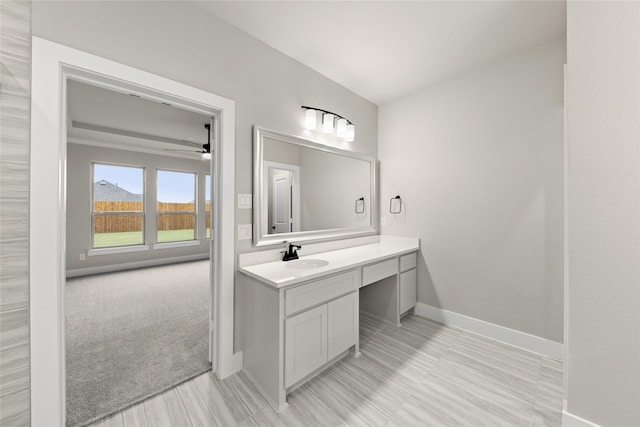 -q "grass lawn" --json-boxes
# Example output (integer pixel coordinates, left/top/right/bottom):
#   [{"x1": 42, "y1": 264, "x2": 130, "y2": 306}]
[{"x1": 93, "y1": 229, "x2": 208, "y2": 248}]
